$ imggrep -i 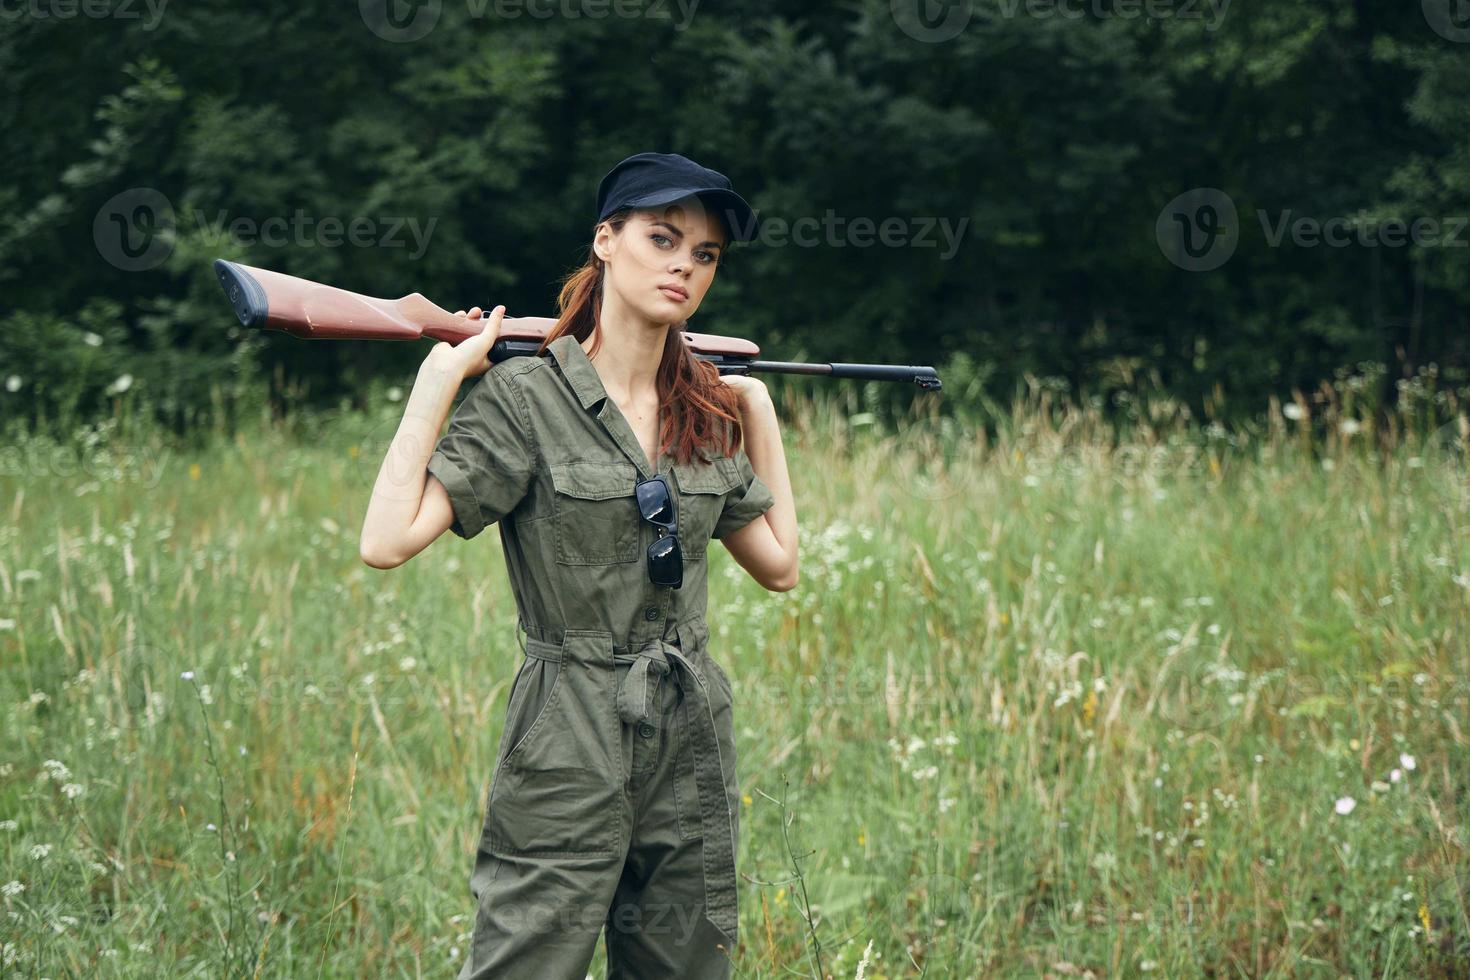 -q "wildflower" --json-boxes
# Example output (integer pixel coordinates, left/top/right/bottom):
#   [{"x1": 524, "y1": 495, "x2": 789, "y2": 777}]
[
  {"x1": 61, "y1": 783, "x2": 85, "y2": 799},
  {"x1": 3, "y1": 376, "x2": 20, "y2": 392},
  {"x1": 0, "y1": 821, "x2": 15, "y2": 831},
  {"x1": 398, "y1": 657, "x2": 418, "y2": 672},
  {"x1": 180, "y1": 670, "x2": 194, "y2": 681},
  {"x1": 1334, "y1": 796, "x2": 1356, "y2": 816},
  {"x1": 105, "y1": 374, "x2": 133, "y2": 395},
  {"x1": 29, "y1": 843, "x2": 52, "y2": 861},
  {"x1": 912, "y1": 765, "x2": 938, "y2": 781},
  {"x1": 41, "y1": 760, "x2": 70, "y2": 781},
  {"x1": 1419, "y1": 904, "x2": 1432, "y2": 934},
  {"x1": 198, "y1": 685, "x2": 213, "y2": 705},
  {"x1": 1339, "y1": 419, "x2": 1361, "y2": 436},
  {"x1": 1390, "y1": 768, "x2": 1402, "y2": 782},
  {"x1": 1, "y1": 881, "x2": 22, "y2": 897},
  {"x1": 1399, "y1": 753, "x2": 1416, "y2": 771},
  {"x1": 1282, "y1": 403, "x2": 1305, "y2": 421},
  {"x1": 854, "y1": 938, "x2": 876, "y2": 980}
]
